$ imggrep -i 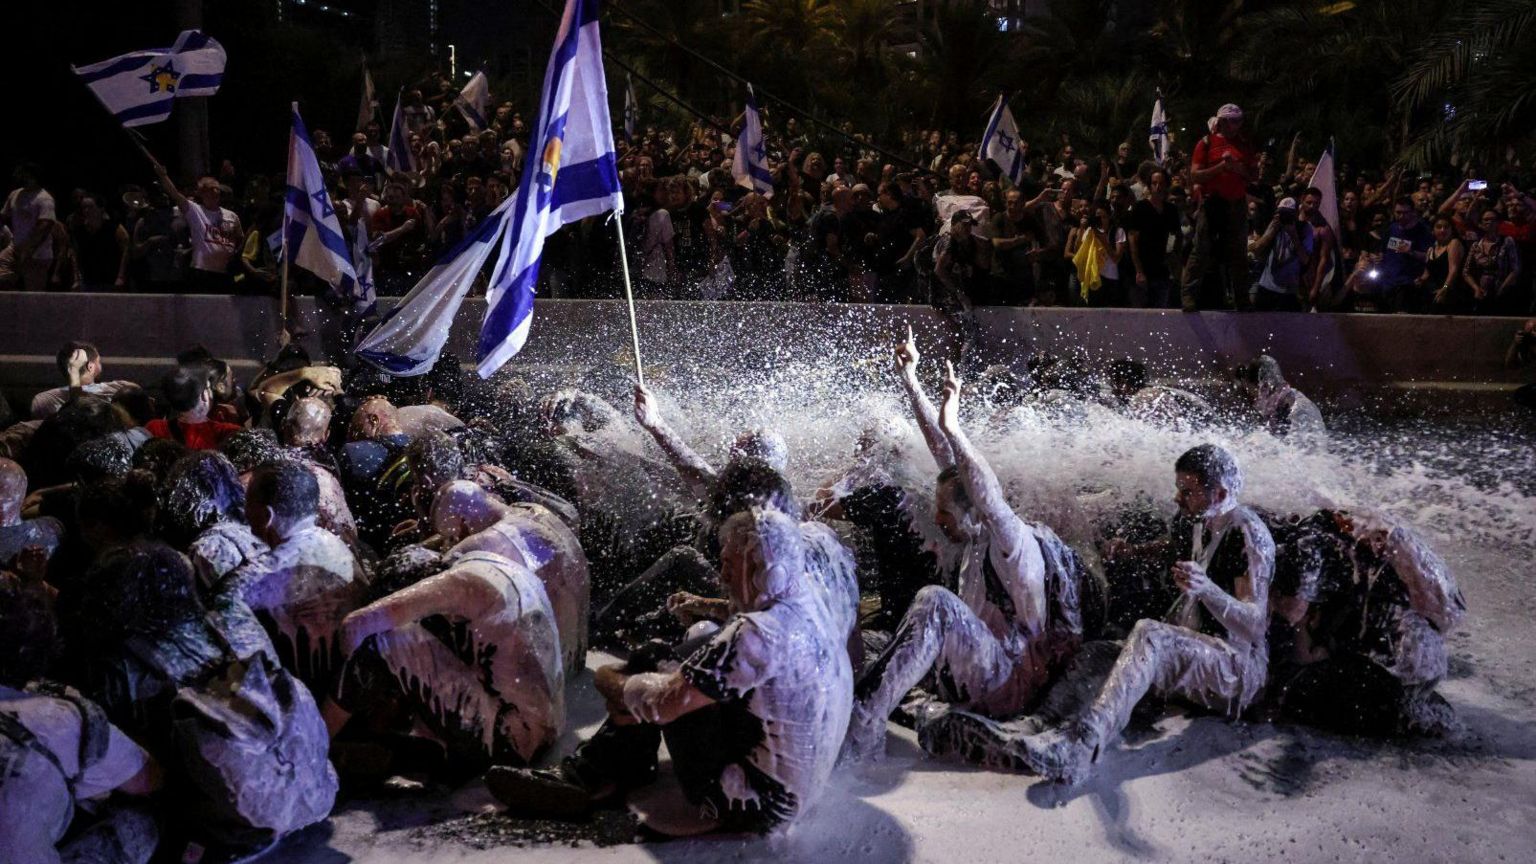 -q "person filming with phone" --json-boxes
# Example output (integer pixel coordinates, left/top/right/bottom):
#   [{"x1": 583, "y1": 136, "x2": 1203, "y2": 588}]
[{"x1": 1361, "y1": 196, "x2": 1434, "y2": 313}]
